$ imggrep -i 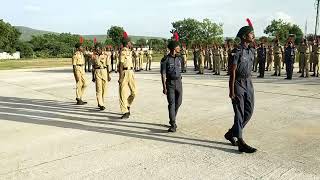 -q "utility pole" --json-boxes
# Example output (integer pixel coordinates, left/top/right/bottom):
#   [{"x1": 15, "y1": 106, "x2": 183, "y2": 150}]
[{"x1": 315, "y1": 0, "x2": 320, "y2": 37}]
